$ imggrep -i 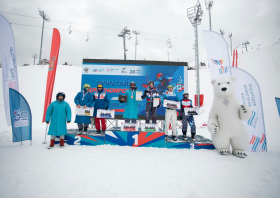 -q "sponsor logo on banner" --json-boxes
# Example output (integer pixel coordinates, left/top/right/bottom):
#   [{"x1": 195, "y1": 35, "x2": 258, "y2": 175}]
[
  {"x1": 84, "y1": 68, "x2": 89, "y2": 73},
  {"x1": 107, "y1": 68, "x2": 118, "y2": 73},
  {"x1": 97, "y1": 80, "x2": 130, "y2": 86},
  {"x1": 49, "y1": 56, "x2": 56, "y2": 71},
  {"x1": 10, "y1": 47, "x2": 17, "y2": 71},
  {"x1": 130, "y1": 70, "x2": 135, "y2": 74},
  {"x1": 248, "y1": 111, "x2": 258, "y2": 128},
  {"x1": 93, "y1": 69, "x2": 98, "y2": 72},
  {"x1": 98, "y1": 69, "x2": 104, "y2": 72},
  {"x1": 121, "y1": 67, "x2": 127, "y2": 73},
  {"x1": 247, "y1": 111, "x2": 258, "y2": 128},
  {"x1": 211, "y1": 59, "x2": 228, "y2": 75},
  {"x1": 136, "y1": 70, "x2": 141, "y2": 74},
  {"x1": 13, "y1": 108, "x2": 29, "y2": 128}
]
